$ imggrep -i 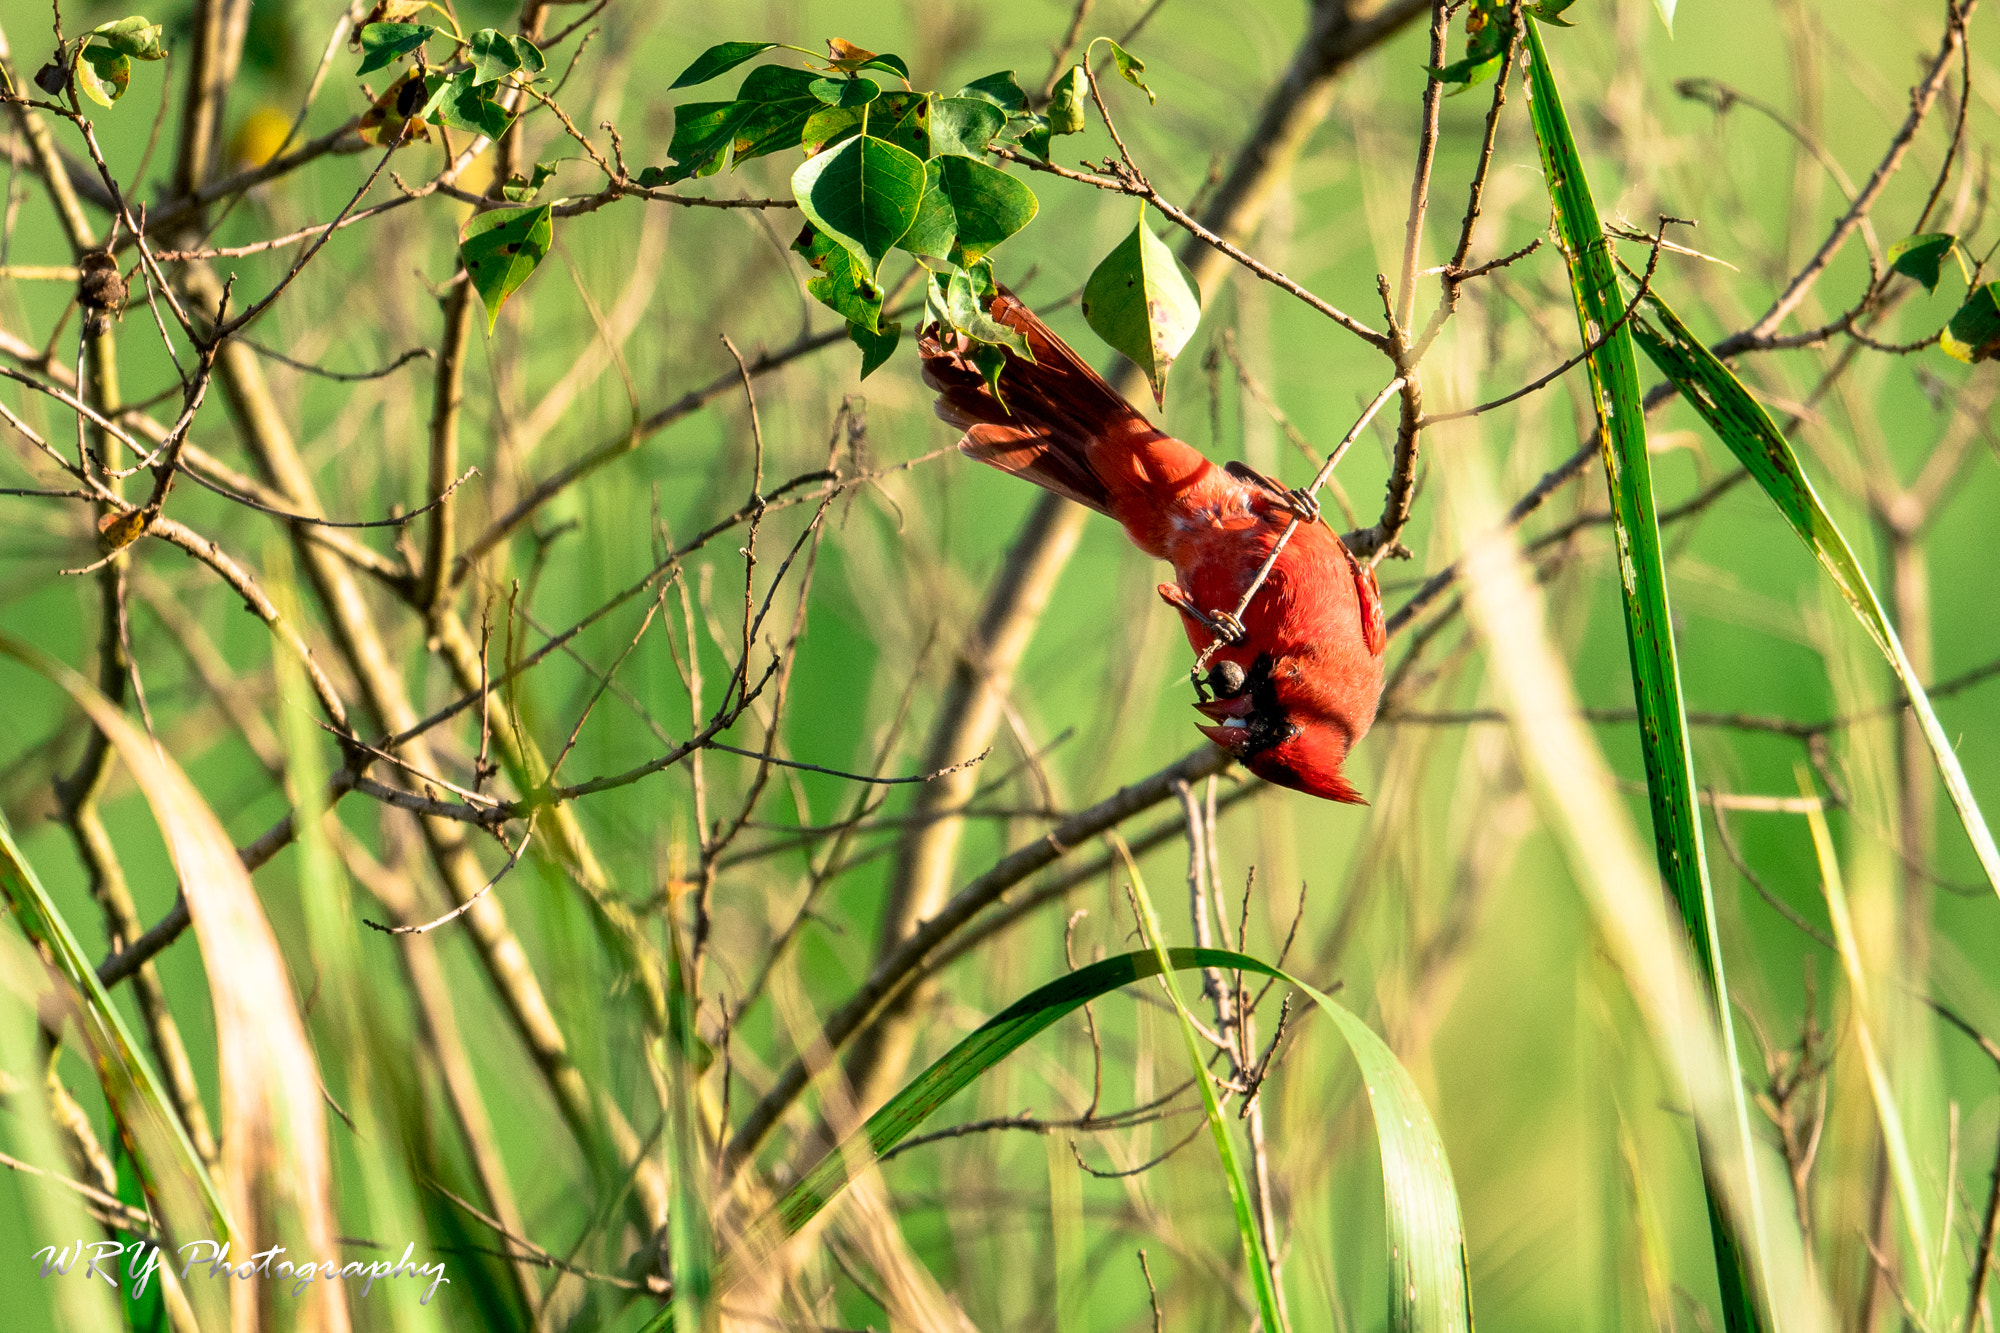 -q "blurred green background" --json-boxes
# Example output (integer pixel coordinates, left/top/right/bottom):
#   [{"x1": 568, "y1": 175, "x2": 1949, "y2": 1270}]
[{"x1": 0, "y1": 0, "x2": 1995, "y2": 1329}]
